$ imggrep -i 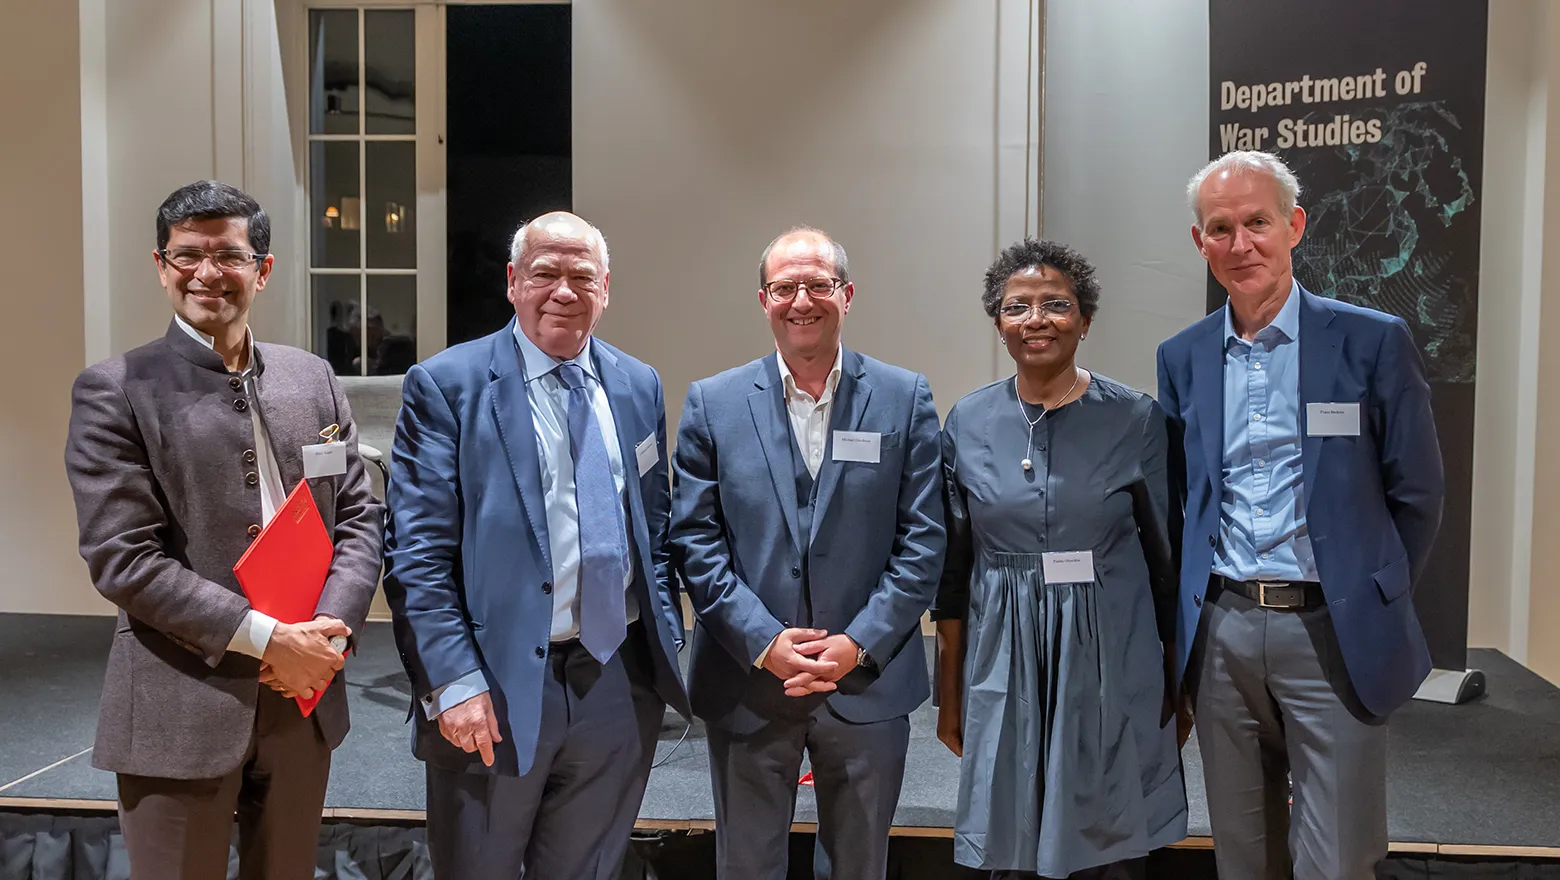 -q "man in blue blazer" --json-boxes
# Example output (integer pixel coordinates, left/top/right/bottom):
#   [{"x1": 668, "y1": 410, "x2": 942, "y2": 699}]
[
  {"x1": 1157, "y1": 152, "x2": 1444, "y2": 880},
  {"x1": 671, "y1": 227, "x2": 945, "y2": 879},
  {"x1": 383, "y1": 212, "x2": 689, "y2": 879}
]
